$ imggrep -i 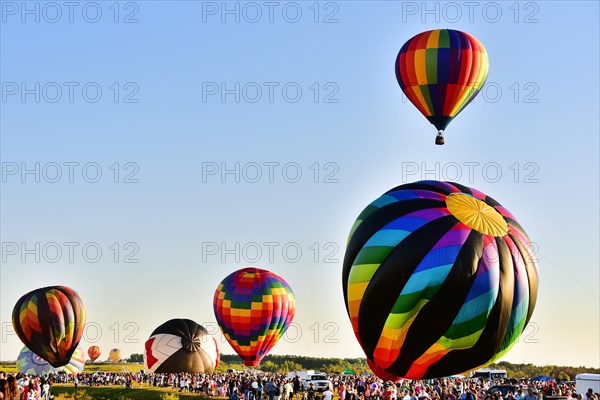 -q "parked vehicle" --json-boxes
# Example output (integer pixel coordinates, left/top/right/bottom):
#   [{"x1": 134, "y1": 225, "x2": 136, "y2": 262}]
[
  {"x1": 576, "y1": 374, "x2": 600, "y2": 396},
  {"x1": 288, "y1": 370, "x2": 316, "y2": 380},
  {"x1": 471, "y1": 369, "x2": 508, "y2": 380},
  {"x1": 302, "y1": 373, "x2": 333, "y2": 392}
]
